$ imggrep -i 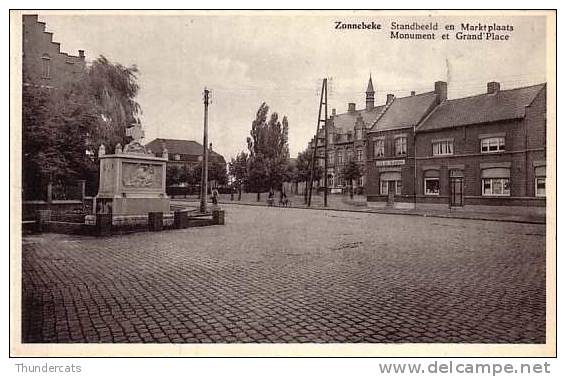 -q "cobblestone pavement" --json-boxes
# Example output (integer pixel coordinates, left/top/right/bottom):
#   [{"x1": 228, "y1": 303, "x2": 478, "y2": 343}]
[{"x1": 22, "y1": 204, "x2": 546, "y2": 343}]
